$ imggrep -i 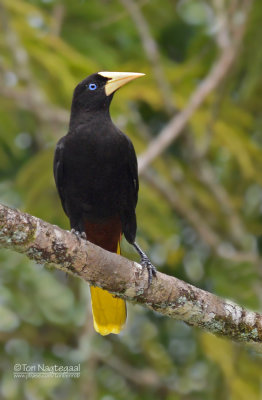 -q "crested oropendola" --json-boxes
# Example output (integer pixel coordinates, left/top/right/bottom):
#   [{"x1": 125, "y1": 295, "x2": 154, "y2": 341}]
[{"x1": 53, "y1": 71, "x2": 157, "y2": 335}]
